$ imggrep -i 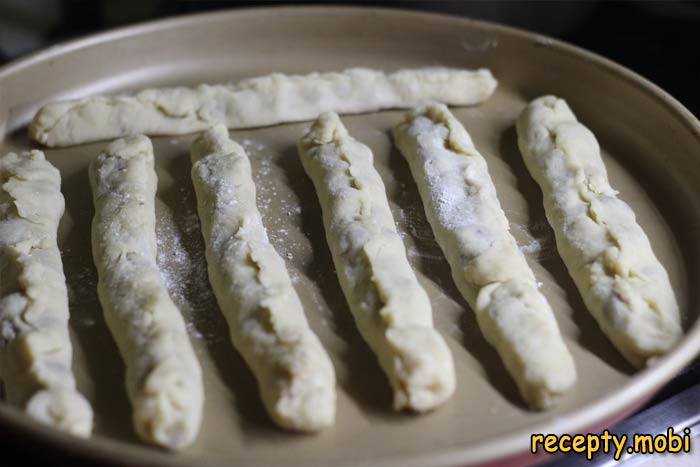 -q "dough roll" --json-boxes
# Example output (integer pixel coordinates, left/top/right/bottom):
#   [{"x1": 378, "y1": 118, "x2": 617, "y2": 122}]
[
  {"x1": 0, "y1": 150, "x2": 93, "y2": 436},
  {"x1": 31, "y1": 67, "x2": 497, "y2": 147},
  {"x1": 190, "y1": 124, "x2": 336, "y2": 432},
  {"x1": 393, "y1": 103, "x2": 577, "y2": 410},
  {"x1": 516, "y1": 96, "x2": 682, "y2": 368},
  {"x1": 89, "y1": 136, "x2": 203, "y2": 450},
  {"x1": 298, "y1": 112, "x2": 456, "y2": 412}
]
